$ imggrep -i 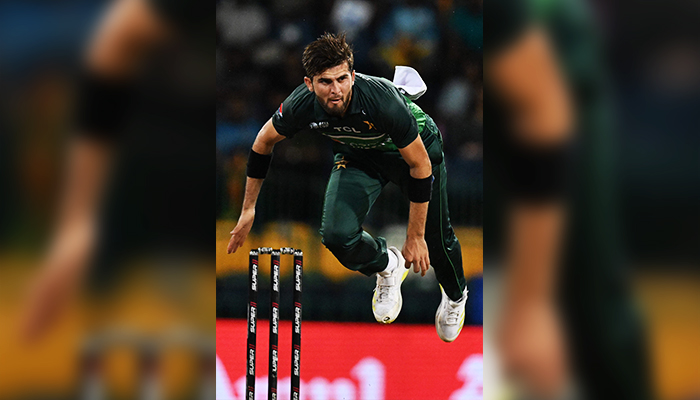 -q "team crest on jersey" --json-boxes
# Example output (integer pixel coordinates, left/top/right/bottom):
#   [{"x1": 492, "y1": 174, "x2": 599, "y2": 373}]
[
  {"x1": 309, "y1": 121, "x2": 329, "y2": 129},
  {"x1": 334, "y1": 157, "x2": 348, "y2": 170}
]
